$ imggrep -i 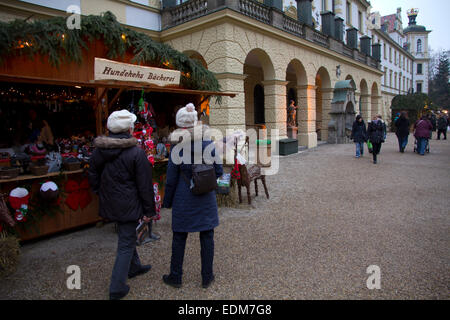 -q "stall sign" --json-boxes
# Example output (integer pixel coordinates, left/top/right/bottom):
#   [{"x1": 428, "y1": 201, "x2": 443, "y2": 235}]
[{"x1": 94, "y1": 58, "x2": 180, "y2": 86}]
